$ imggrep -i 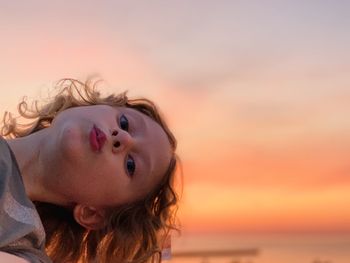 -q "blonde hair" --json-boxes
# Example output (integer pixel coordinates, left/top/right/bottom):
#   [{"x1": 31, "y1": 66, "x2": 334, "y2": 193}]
[{"x1": 1, "y1": 79, "x2": 180, "y2": 263}]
